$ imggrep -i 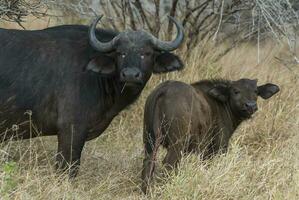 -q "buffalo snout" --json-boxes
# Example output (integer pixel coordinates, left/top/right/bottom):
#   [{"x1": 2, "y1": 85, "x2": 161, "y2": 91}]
[
  {"x1": 120, "y1": 68, "x2": 143, "y2": 83},
  {"x1": 244, "y1": 101, "x2": 258, "y2": 114}
]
